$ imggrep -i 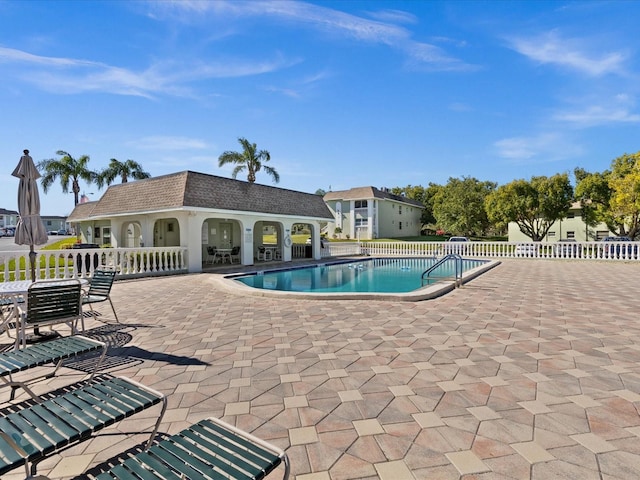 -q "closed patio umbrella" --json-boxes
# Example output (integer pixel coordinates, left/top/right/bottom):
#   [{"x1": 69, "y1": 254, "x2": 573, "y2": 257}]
[
  {"x1": 12, "y1": 149, "x2": 48, "y2": 282},
  {"x1": 13, "y1": 150, "x2": 51, "y2": 340}
]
